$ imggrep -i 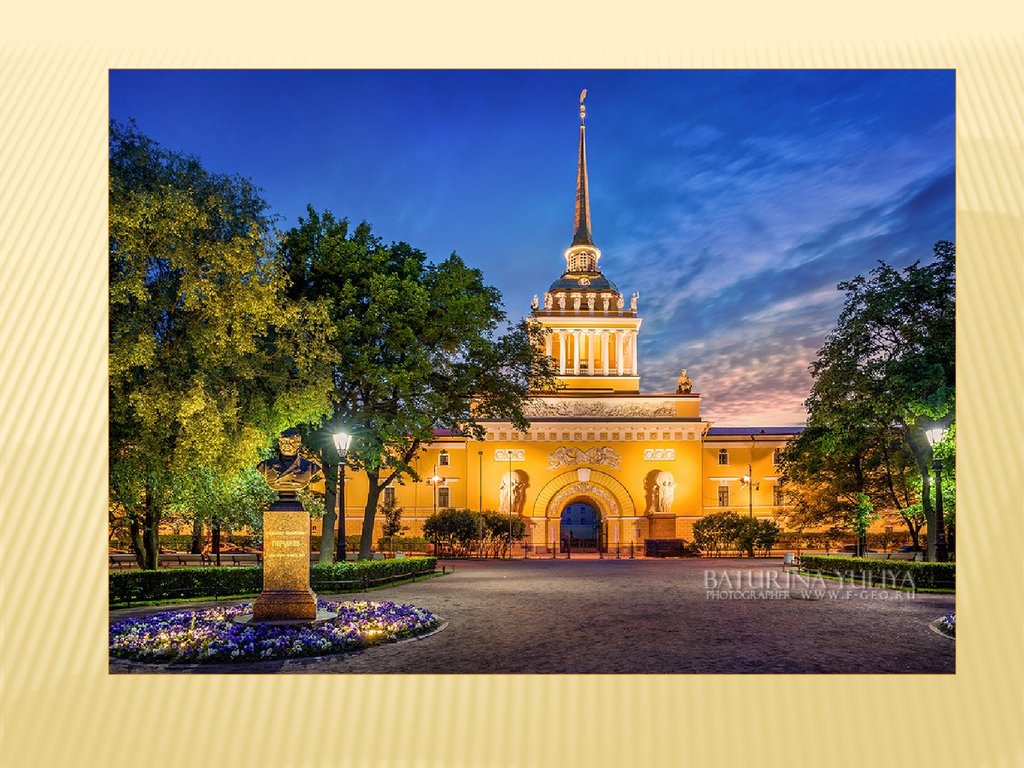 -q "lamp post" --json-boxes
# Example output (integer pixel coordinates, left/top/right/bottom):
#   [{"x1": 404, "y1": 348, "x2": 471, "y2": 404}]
[
  {"x1": 332, "y1": 431, "x2": 352, "y2": 563},
  {"x1": 427, "y1": 472, "x2": 445, "y2": 556},
  {"x1": 740, "y1": 465, "x2": 758, "y2": 518},
  {"x1": 478, "y1": 450, "x2": 484, "y2": 558},
  {"x1": 926, "y1": 426, "x2": 949, "y2": 562},
  {"x1": 507, "y1": 448, "x2": 513, "y2": 560}
]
